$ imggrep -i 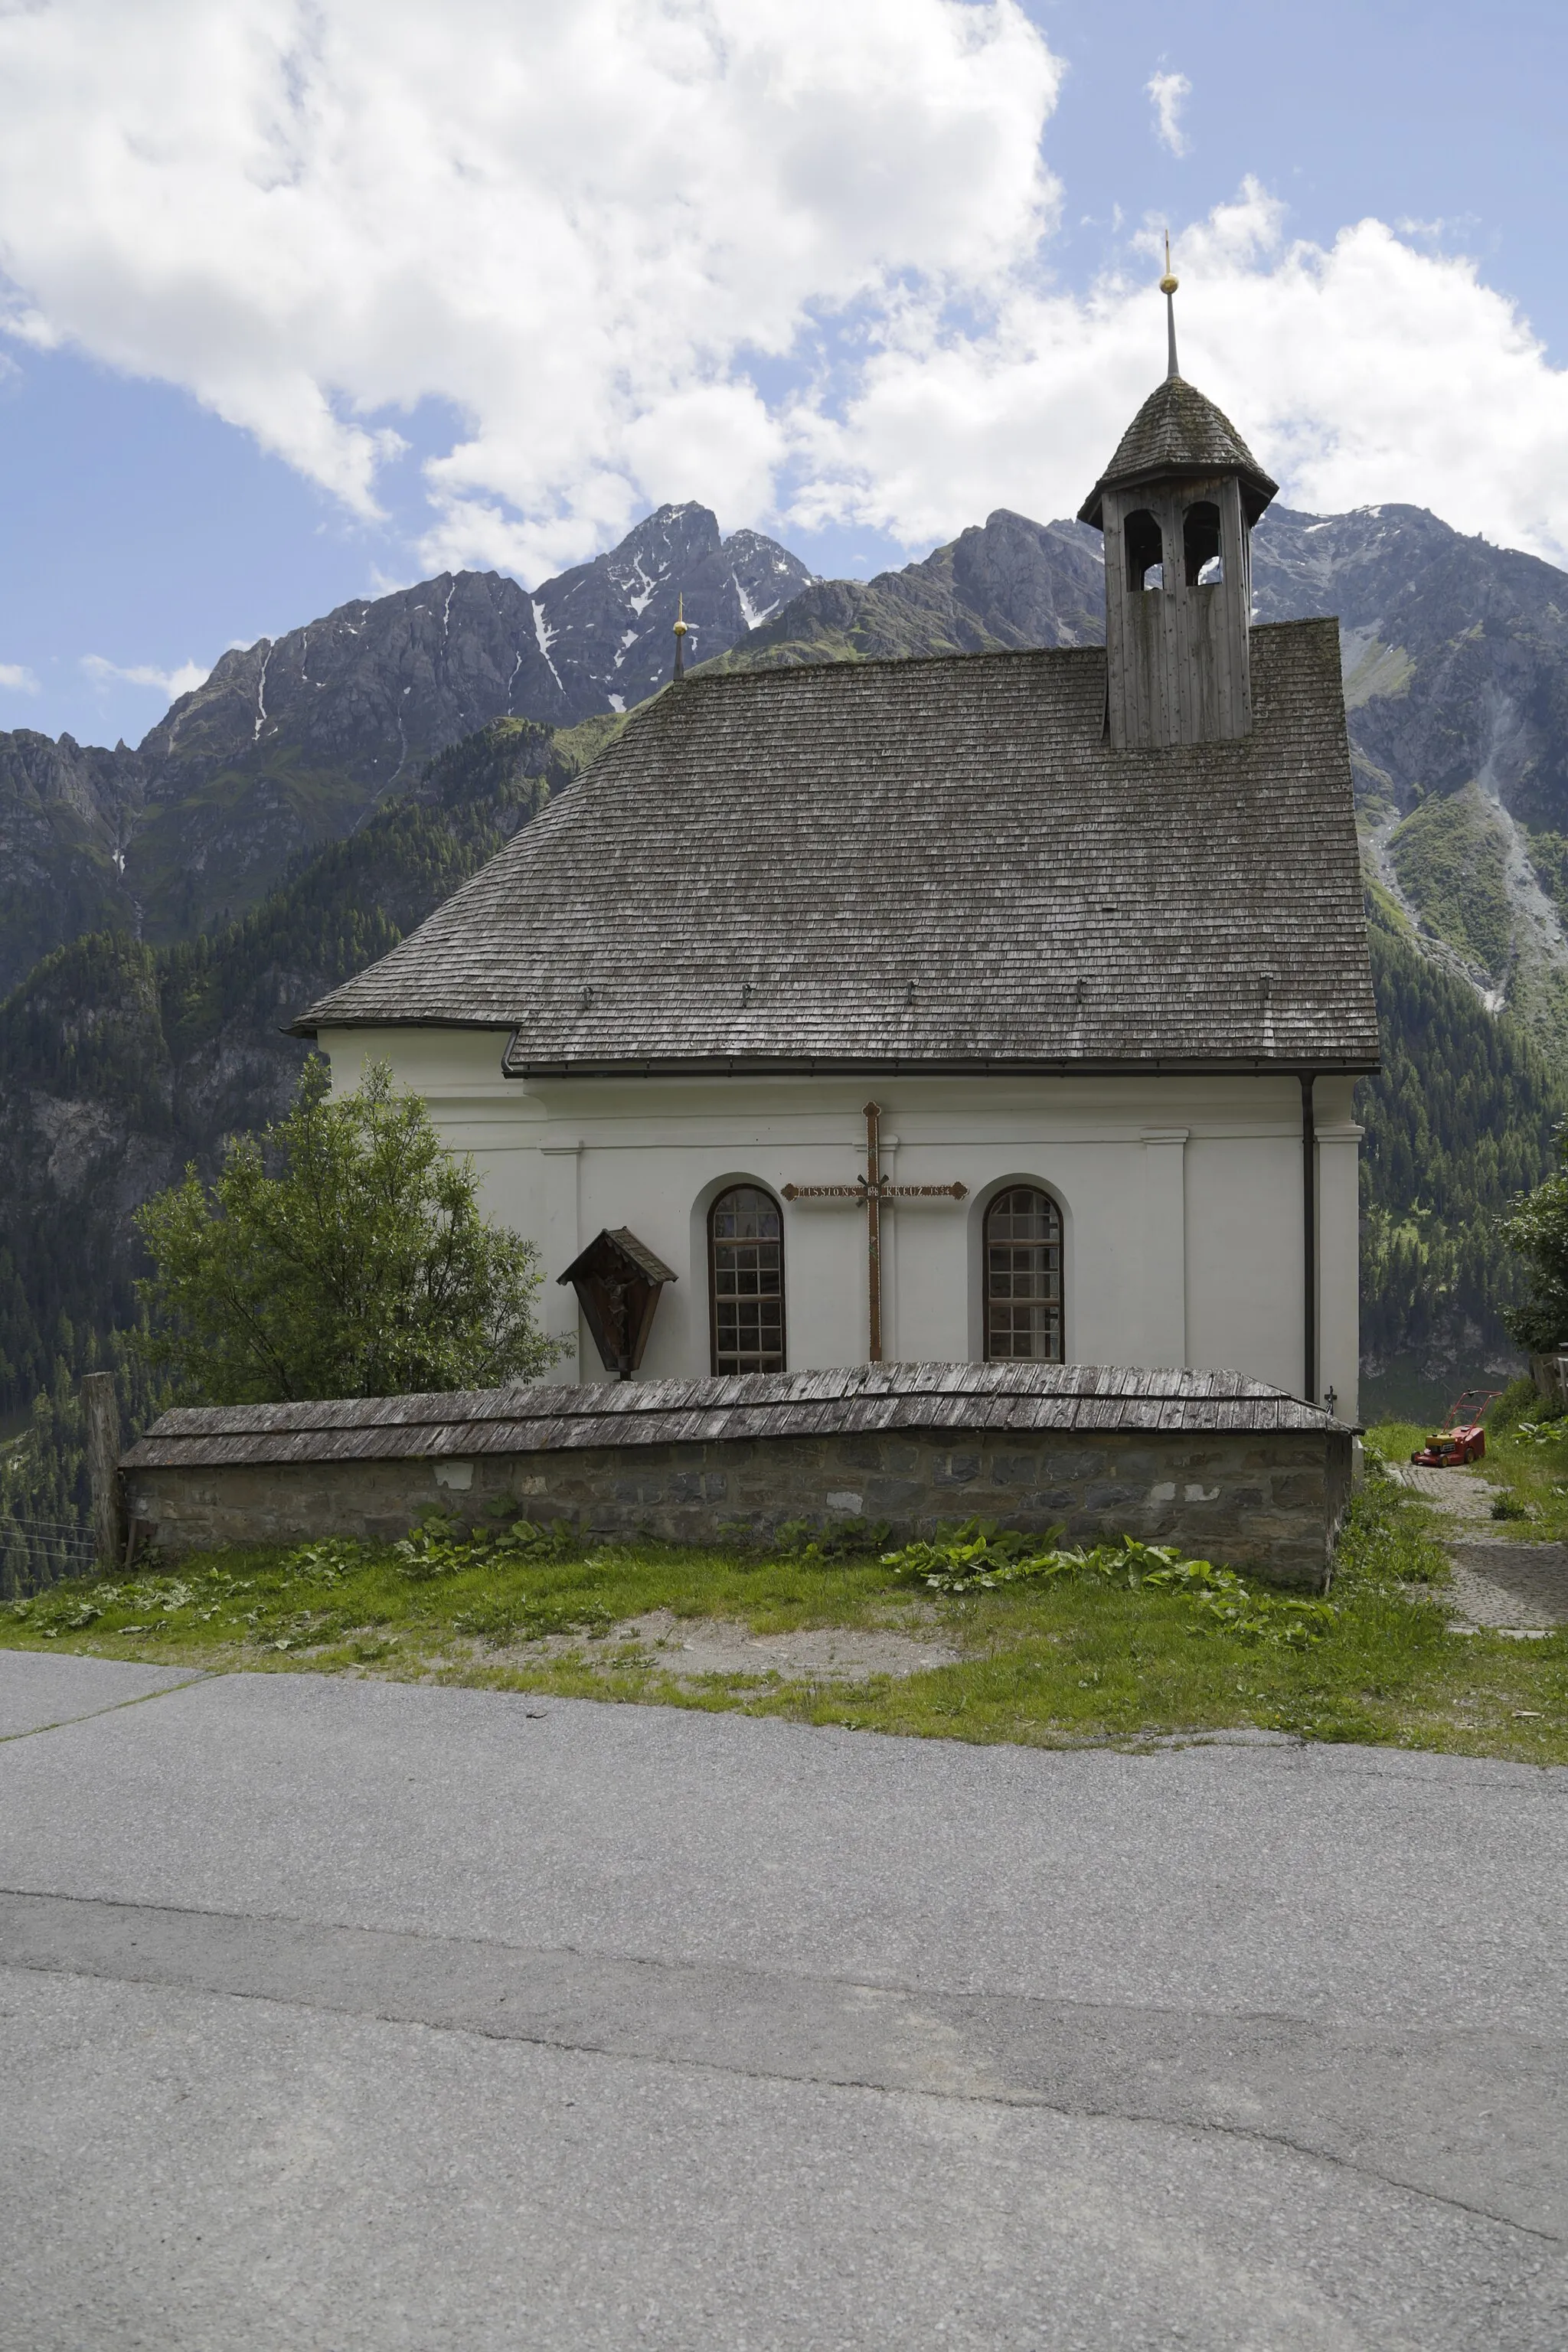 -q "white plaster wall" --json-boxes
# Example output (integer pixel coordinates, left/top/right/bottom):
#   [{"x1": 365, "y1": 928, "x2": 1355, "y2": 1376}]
[{"x1": 316, "y1": 1031, "x2": 1360, "y2": 1413}]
